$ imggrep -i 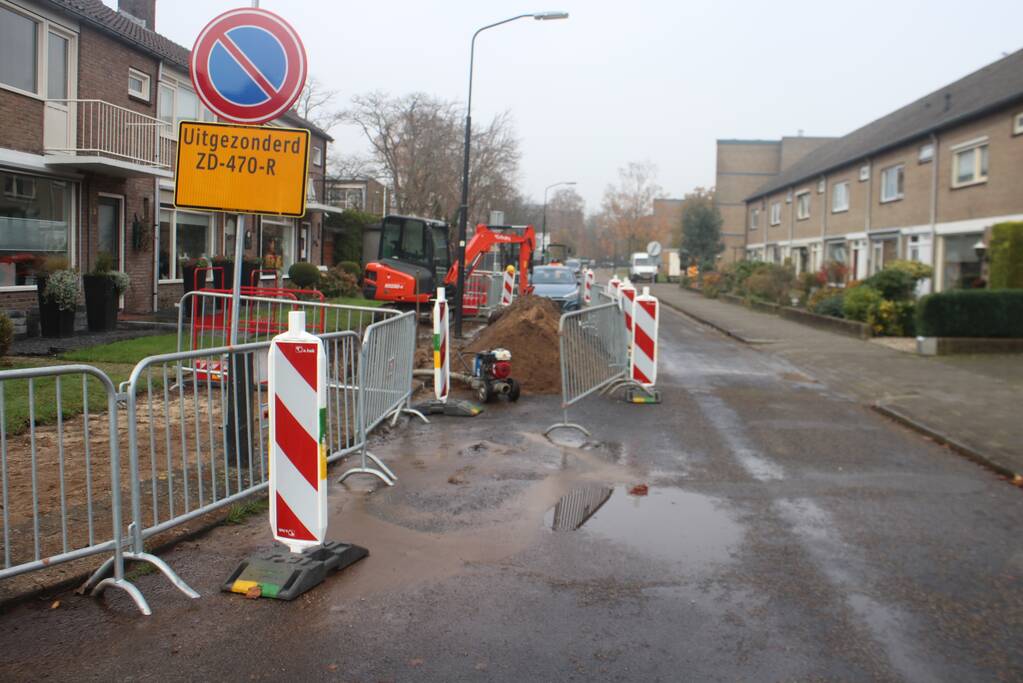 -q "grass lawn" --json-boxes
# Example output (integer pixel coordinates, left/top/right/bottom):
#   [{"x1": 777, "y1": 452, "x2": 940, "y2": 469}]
[{"x1": 59, "y1": 333, "x2": 180, "y2": 365}]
